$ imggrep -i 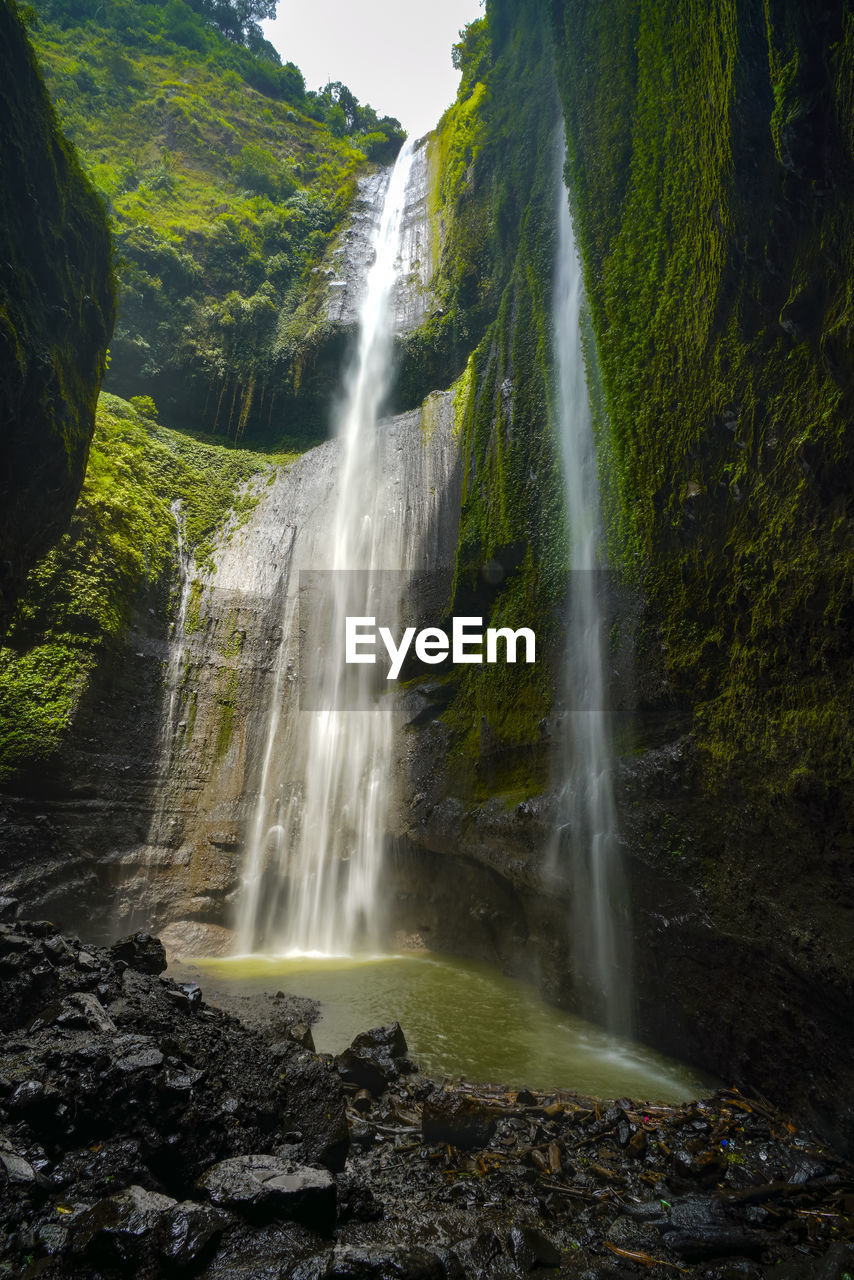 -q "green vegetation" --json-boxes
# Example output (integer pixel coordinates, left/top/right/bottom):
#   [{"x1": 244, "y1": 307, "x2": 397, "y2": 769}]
[
  {"x1": 26, "y1": 0, "x2": 404, "y2": 441},
  {"x1": 0, "y1": 393, "x2": 289, "y2": 780},
  {"x1": 0, "y1": 0, "x2": 115, "y2": 635}
]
